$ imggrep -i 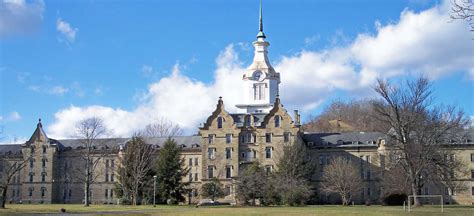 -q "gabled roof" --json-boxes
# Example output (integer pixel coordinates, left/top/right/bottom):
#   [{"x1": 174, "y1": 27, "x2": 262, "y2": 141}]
[
  {"x1": 303, "y1": 131, "x2": 384, "y2": 147},
  {"x1": 25, "y1": 119, "x2": 49, "y2": 145}
]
